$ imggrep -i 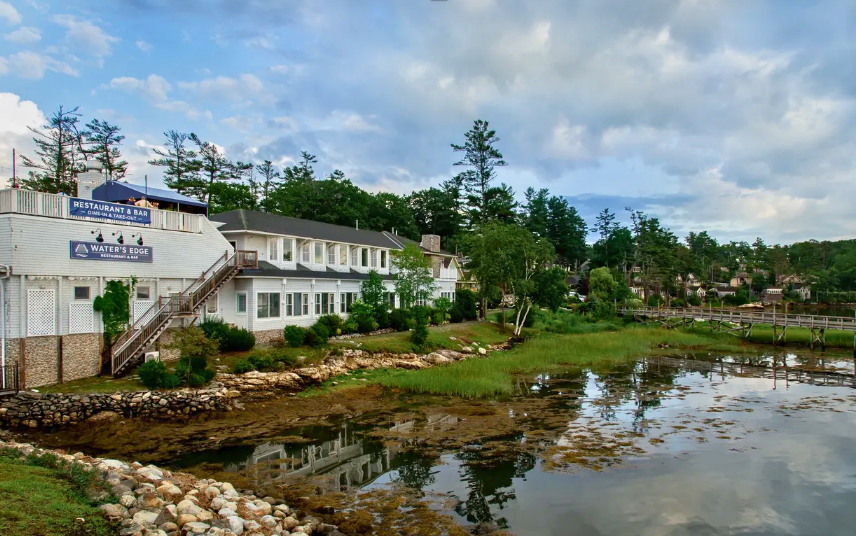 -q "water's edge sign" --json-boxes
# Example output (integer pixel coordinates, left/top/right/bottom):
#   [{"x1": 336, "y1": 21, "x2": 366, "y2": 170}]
[
  {"x1": 69, "y1": 241, "x2": 153, "y2": 263},
  {"x1": 69, "y1": 198, "x2": 151, "y2": 224}
]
